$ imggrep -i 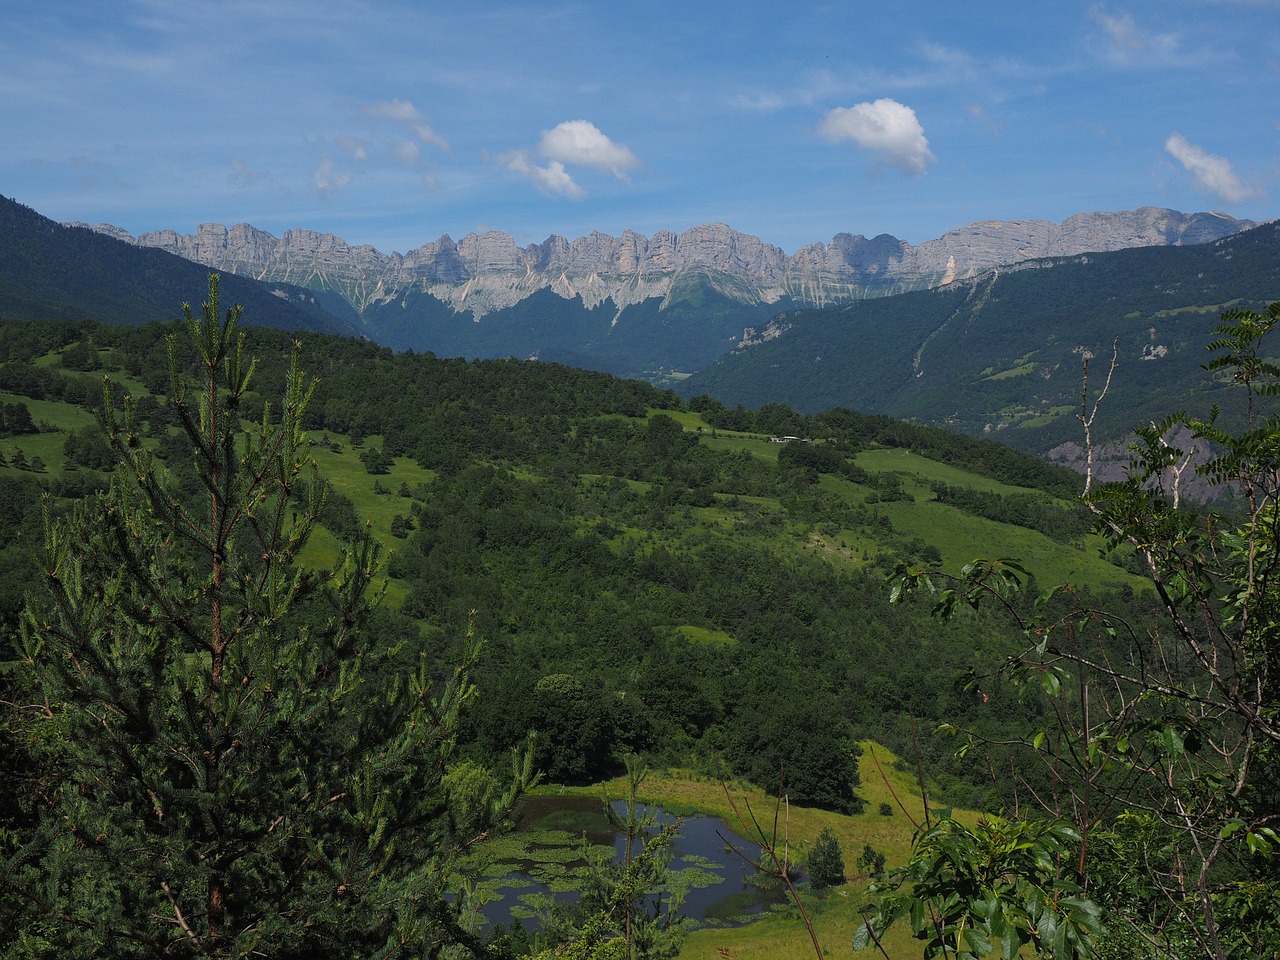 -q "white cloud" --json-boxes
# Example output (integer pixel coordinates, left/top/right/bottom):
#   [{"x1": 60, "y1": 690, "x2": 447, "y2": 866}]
[
  {"x1": 364, "y1": 99, "x2": 448, "y2": 151},
  {"x1": 1164, "y1": 133, "x2": 1259, "y2": 203},
  {"x1": 537, "y1": 120, "x2": 639, "y2": 179},
  {"x1": 498, "y1": 149, "x2": 584, "y2": 199},
  {"x1": 819, "y1": 99, "x2": 935, "y2": 176},
  {"x1": 312, "y1": 157, "x2": 351, "y2": 194},
  {"x1": 498, "y1": 120, "x2": 638, "y2": 198}
]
